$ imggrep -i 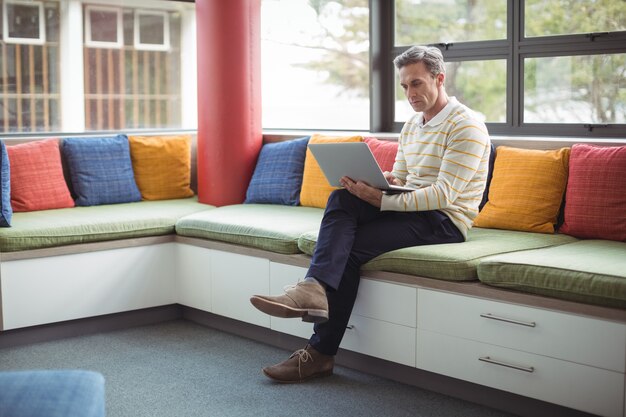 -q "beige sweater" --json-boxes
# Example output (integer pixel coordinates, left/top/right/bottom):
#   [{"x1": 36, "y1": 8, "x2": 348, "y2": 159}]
[{"x1": 381, "y1": 97, "x2": 491, "y2": 239}]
